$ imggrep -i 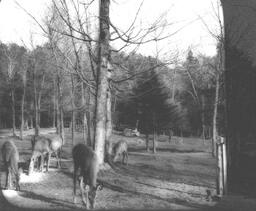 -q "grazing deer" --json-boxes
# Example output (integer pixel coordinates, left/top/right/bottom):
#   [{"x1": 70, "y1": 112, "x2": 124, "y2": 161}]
[
  {"x1": 112, "y1": 140, "x2": 128, "y2": 165},
  {"x1": 29, "y1": 134, "x2": 62, "y2": 175},
  {"x1": 72, "y1": 143, "x2": 103, "y2": 209},
  {"x1": 1, "y1": 140, "x2": 20, "y2": 191}
]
